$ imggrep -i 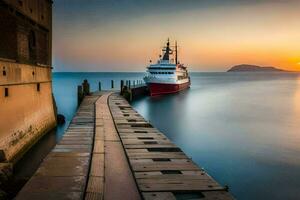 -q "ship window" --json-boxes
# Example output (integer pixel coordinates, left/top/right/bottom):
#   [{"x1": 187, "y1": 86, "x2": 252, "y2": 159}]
[
  {"x1": 3, "y1": 70, "x2": 6, "y2": 76},
  {"x1": 37, "y1": 83, "x2": 40, "y2": 92},
  {"x1": 4, "y1": 88, "x2": 8, "y2": 97},
  {"x1": 32, "y1": 71, "x2": 35, "y2": 76}
]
